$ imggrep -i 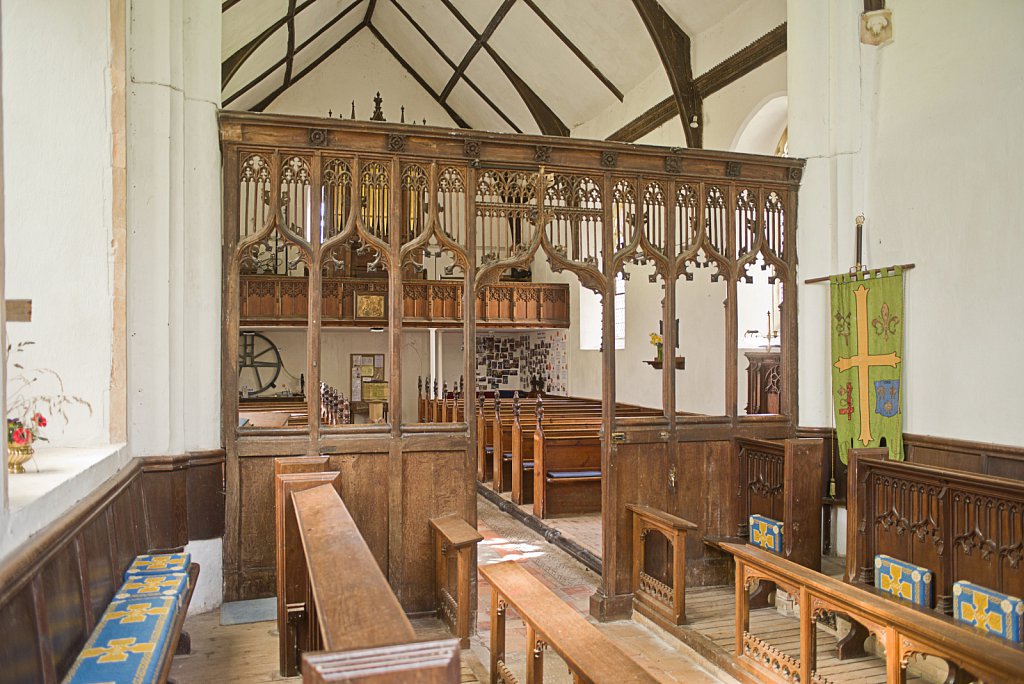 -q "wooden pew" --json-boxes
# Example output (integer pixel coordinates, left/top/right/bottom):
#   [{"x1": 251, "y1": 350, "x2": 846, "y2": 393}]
[
  {"x1": 288, "y1": 484, "x2": 460, "y2": 683},
  {"x1": 533, "y1": 417, "x2": 603, "y2": 518},
  {"x1": 430, "y1": 515, "x2": 482, "y2": 647},
  {"x1": 481, "y1": 561, "x2": 658, "y2": 683},
  {"x1": 628, "y1": 504, "x2": 698, "y2": 627},
  {"x1": 846, "y1": 448, "x2": 1024, "y2": 614},
  {"x1": 723, "y1": 541, "x2": 1024, "y2": 684},
  {"x1": 734, "y1": 437, "x2": 823, "y2": 572}
]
